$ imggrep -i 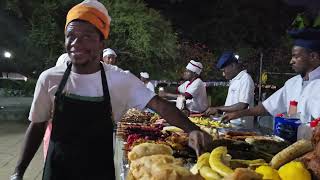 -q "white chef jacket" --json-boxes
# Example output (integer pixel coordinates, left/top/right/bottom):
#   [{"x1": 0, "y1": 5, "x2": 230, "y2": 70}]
[
  {"x1": 225, "y1": 70, "x2": 255, "y2": 127},
  {"x1": 263, "y1": 66, "x2": 320, "y2": 123},
  {"x1": 177, "y1": 78, "x2": 208, "y2": 113},
  {"x1": 145, "y1": 81, "x2": 155, "y2": 92}
]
